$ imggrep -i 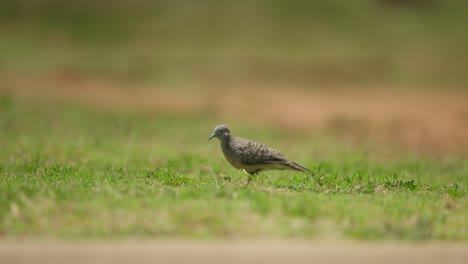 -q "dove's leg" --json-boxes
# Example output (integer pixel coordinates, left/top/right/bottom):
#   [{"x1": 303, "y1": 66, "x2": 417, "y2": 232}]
[{"x1": 247, "y1": 169, "x2": 262, "y2": 183}]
